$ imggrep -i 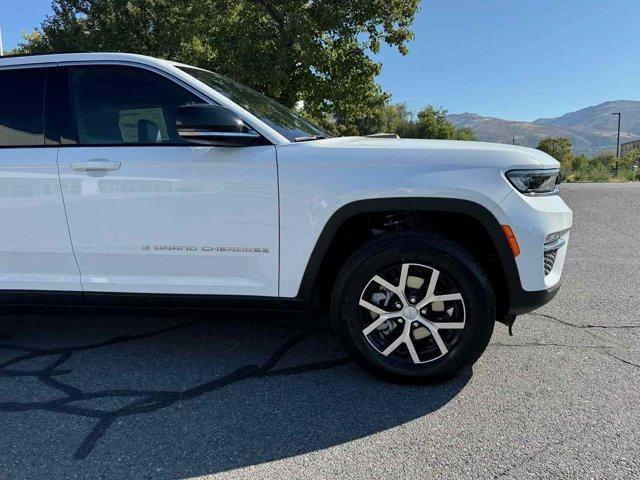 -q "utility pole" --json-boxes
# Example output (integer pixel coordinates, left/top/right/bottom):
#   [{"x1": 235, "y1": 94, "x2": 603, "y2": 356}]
[
  {"x1": 0, "y1": 26, "x2": 4, "y2": 56},
  {"x1": 612, "y1": 112, "x2": 622, "y2": 176}
]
